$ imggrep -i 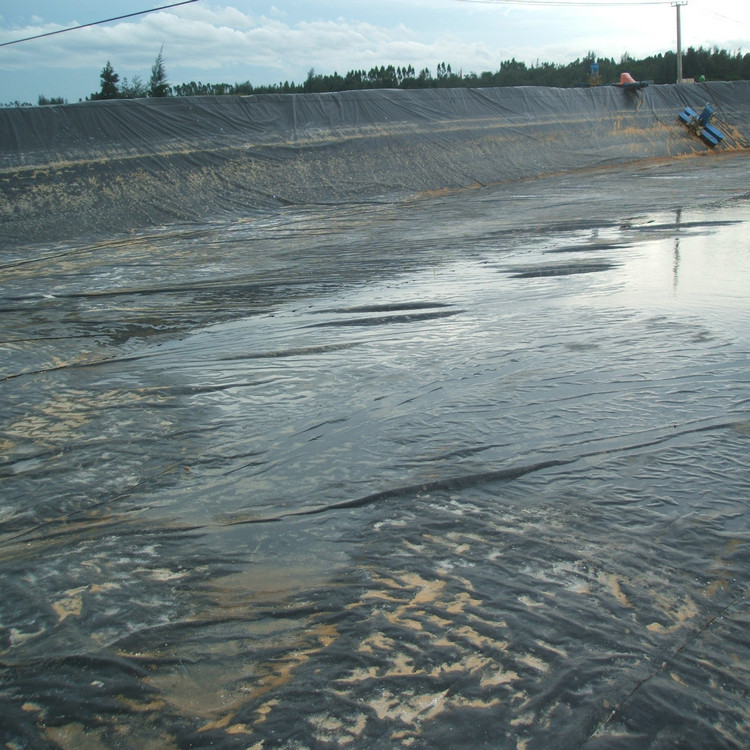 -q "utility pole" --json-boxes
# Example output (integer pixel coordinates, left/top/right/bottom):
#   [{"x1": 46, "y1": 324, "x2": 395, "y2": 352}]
[{"x1": 672, "y1": 1, "x2": 688, "y2": 84}]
